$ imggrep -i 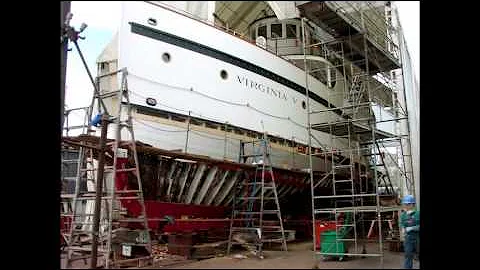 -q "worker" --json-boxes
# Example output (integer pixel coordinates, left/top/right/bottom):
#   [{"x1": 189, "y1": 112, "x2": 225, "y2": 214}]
[{"x1": 399, "y1": 195, "x2": 419, "y2": 269}]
